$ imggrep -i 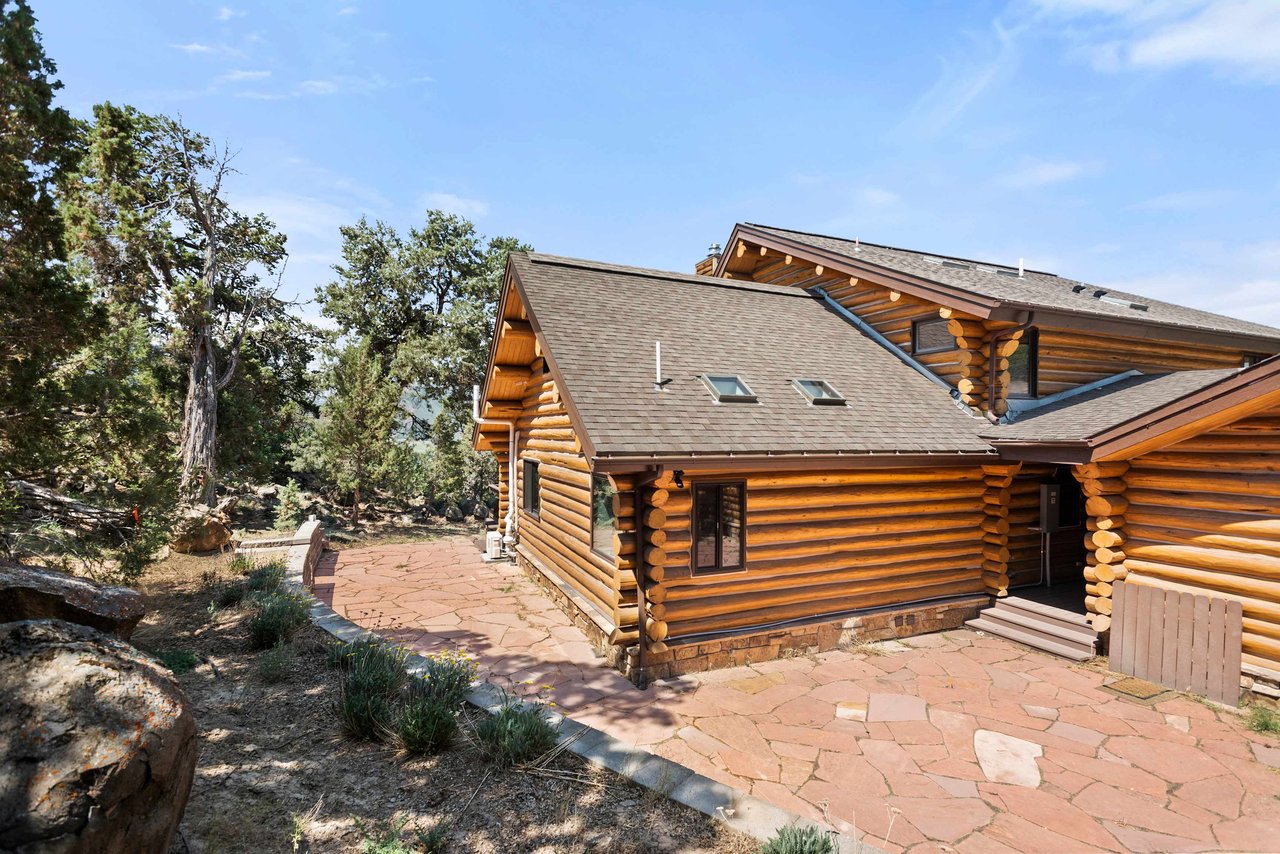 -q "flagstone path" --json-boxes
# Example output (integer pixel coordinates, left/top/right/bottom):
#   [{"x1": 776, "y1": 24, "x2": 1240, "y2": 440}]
[{"x1": 314, "y1": 537, "x2": 1280, "y2": 853}]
